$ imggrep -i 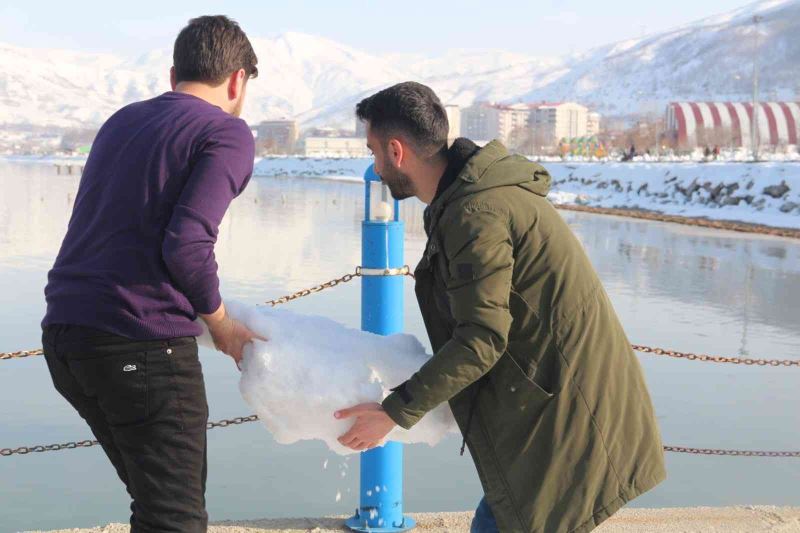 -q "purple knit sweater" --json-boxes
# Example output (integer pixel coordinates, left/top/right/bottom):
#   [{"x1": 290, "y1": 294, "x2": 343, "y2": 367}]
[{"x1": 43, "y1": 92, "x2": 255, "y2": 340}]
